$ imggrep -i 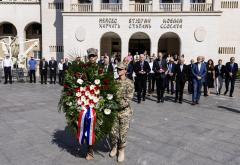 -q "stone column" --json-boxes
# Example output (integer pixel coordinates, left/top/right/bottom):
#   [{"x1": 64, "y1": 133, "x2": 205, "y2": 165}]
[
  {"x1": 64, "y1": 0, "x2": 71, "y2": 12},
  {"x1": 93, "y1": 0, "x2": 101, "y2": 12},
  {"x1": 152, "y1": 0, "x2": 159, "y2": 12},
  {"x1": 121, "y1": 37, "x2": 129, "y2": 61},
  {"x1": 213, "y1": 0, "x2": 221, "y2": 11},
  {"x1": 151, "y1": 36, "x2": 158, "y2": 56},
  {"x1": 182, "y1": 0, "x2": 191, "y2": 12},
  {"x1": 122, "y1": 0, "x2": 129, "y2": 12},
  {"x1": 18, "y1": 29, "x2": 25, "y2": 60}
]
